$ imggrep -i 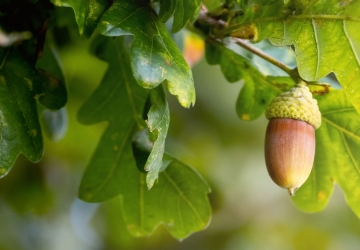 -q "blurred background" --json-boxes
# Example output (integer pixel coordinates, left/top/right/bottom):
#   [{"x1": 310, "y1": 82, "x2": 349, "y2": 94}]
[{"x1": 0, "y1": 7, "x2": 359, "y2": 250}]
